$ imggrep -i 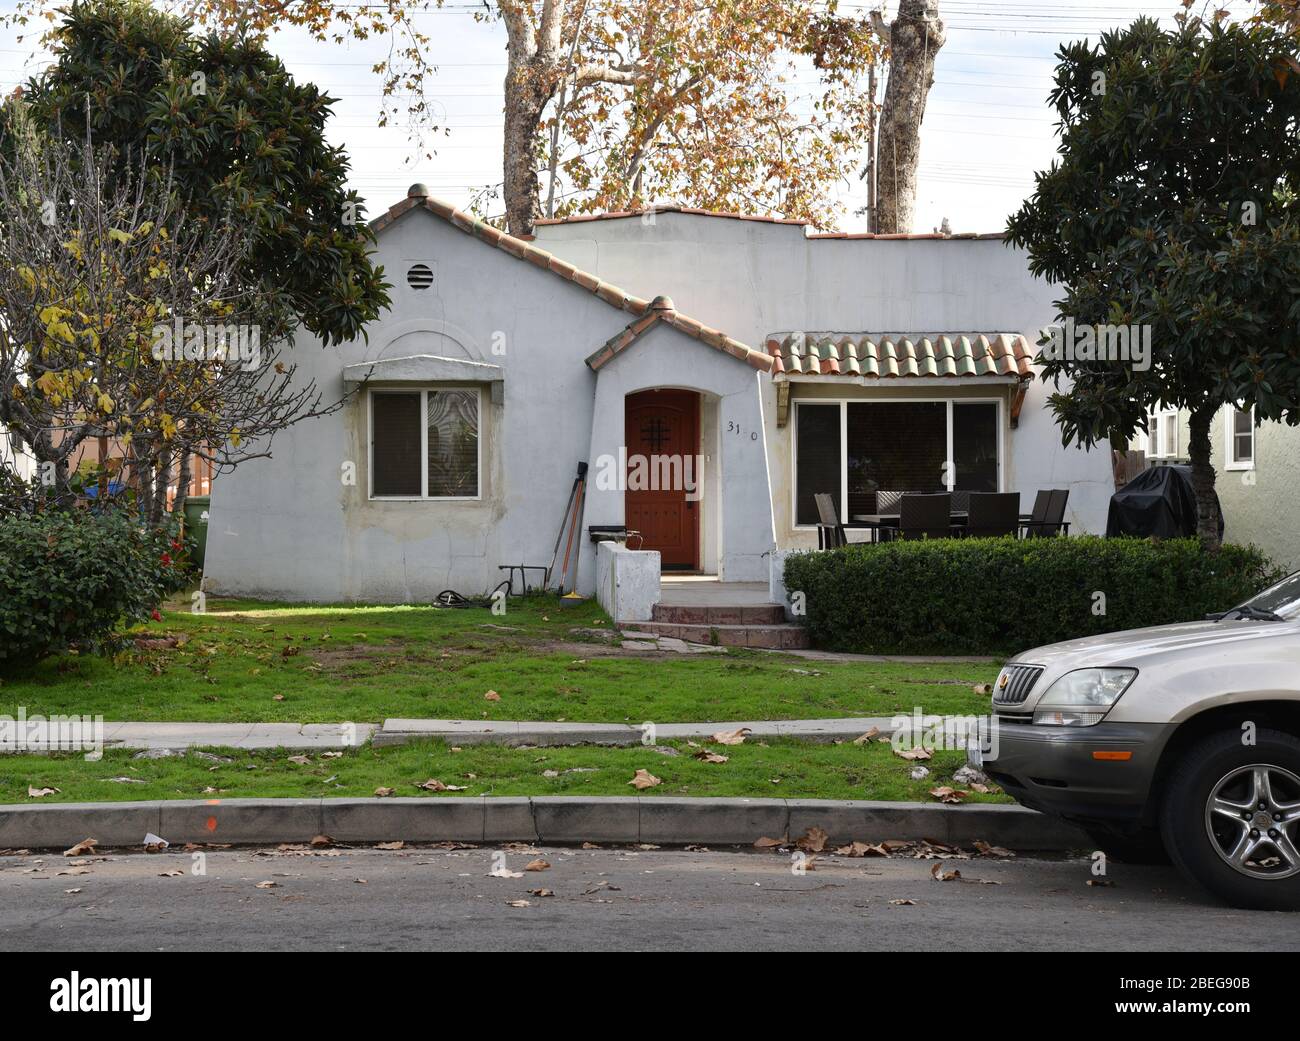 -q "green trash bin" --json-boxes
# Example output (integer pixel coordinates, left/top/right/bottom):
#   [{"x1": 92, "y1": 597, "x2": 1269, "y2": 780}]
[{"x1": 182, "y1": 495, "x2": 210, "y2": 572}]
